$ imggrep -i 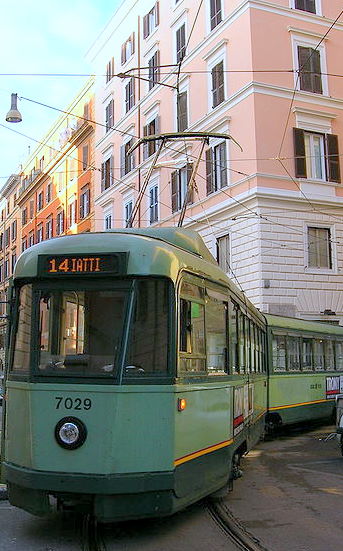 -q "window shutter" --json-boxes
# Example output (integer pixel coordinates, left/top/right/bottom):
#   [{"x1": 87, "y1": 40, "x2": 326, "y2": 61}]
[
  {"x1": 298, "y1": 46, "x2": 314, "y2": 92},
  {"x1": 177, "y1": 92, "x2": 188, "y2": 132},
  {"x1": 143, "y1": 124, "x2": 148, "y2": 160},
  {"x1": 121, "y1": 43, "x2": 126, "y2": 65},
  {"x1": 218, "y1": 142, "x2": 227, "y2": 188},
  {"x1": 110, "y1": 155, "x2": 114, "y2": 186},
  {"x1": 186, "y1": 163, "x2": 194, "y2": 204},
  {"x1": 156, "y1": 50, "x2": 160, "y2": 84},
  {"x1": 143, "y1": 14, "x2": 148, "y2": 38},
  {"x1": 120, "y1": 145, "x2": 126, "y2": 178},
  {"x1": 101, "y1": 162, "x2": 105, "y2": 192},
  {"x1": 293, "y1": 128, "x2": 307, "y2": 178},
  {"x1": 325, "y1": 134, "x2": 341, "y2": 183},
  {"x1": 171, "y1": 171, "x2": 178, "y2": 213},
  {"x1": 312, "y1": 49, "x2": 322, "y2": 94},
  {"x1": 206, "y1": 149, "x2": 213, "y2": 195},
  {"x1": 131, "y1": 32, "x2": 135, "y2": 55},
  {"x1": 155, "y1": 1, "x2": 160, "y2": 26}
]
